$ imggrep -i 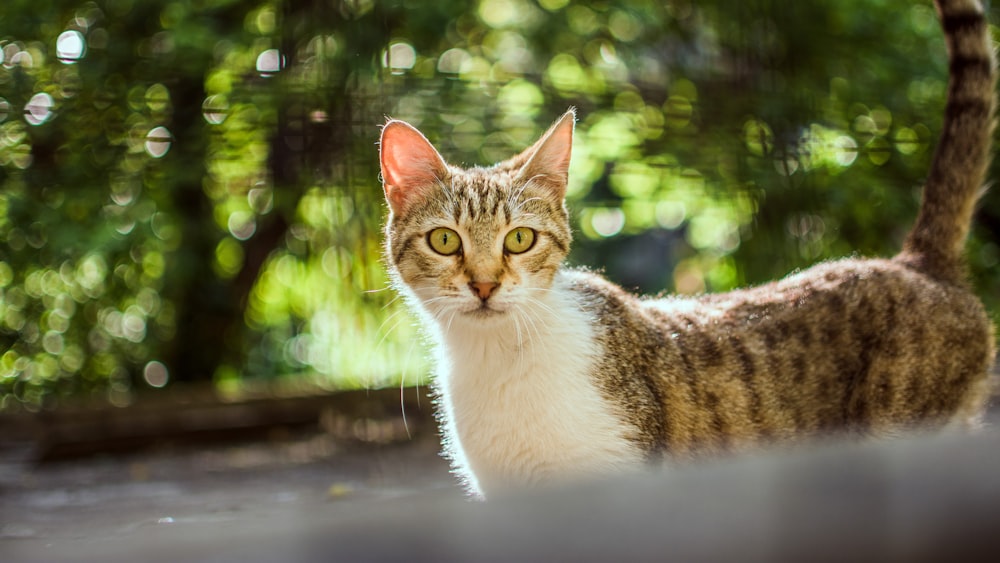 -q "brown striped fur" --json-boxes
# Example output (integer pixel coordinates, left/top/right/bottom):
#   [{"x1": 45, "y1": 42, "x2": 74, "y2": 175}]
[{"x1": 379, "y1": 0, "x2": 996, "y2": 491}]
